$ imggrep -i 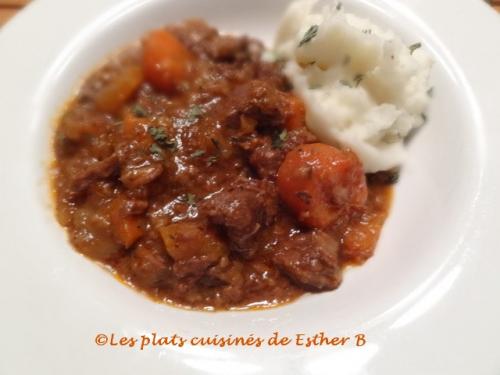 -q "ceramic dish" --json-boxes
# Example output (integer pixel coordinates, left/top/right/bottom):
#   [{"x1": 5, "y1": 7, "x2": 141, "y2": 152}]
[{"x1": 1, "y1": 0, "x2": 499, "y2": 373}]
